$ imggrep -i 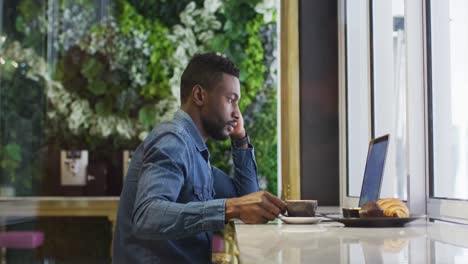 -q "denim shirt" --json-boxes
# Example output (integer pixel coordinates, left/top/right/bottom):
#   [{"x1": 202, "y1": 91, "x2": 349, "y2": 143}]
[{"x1": 113, "y1": 110, "x2": 259, "y2": 264}]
